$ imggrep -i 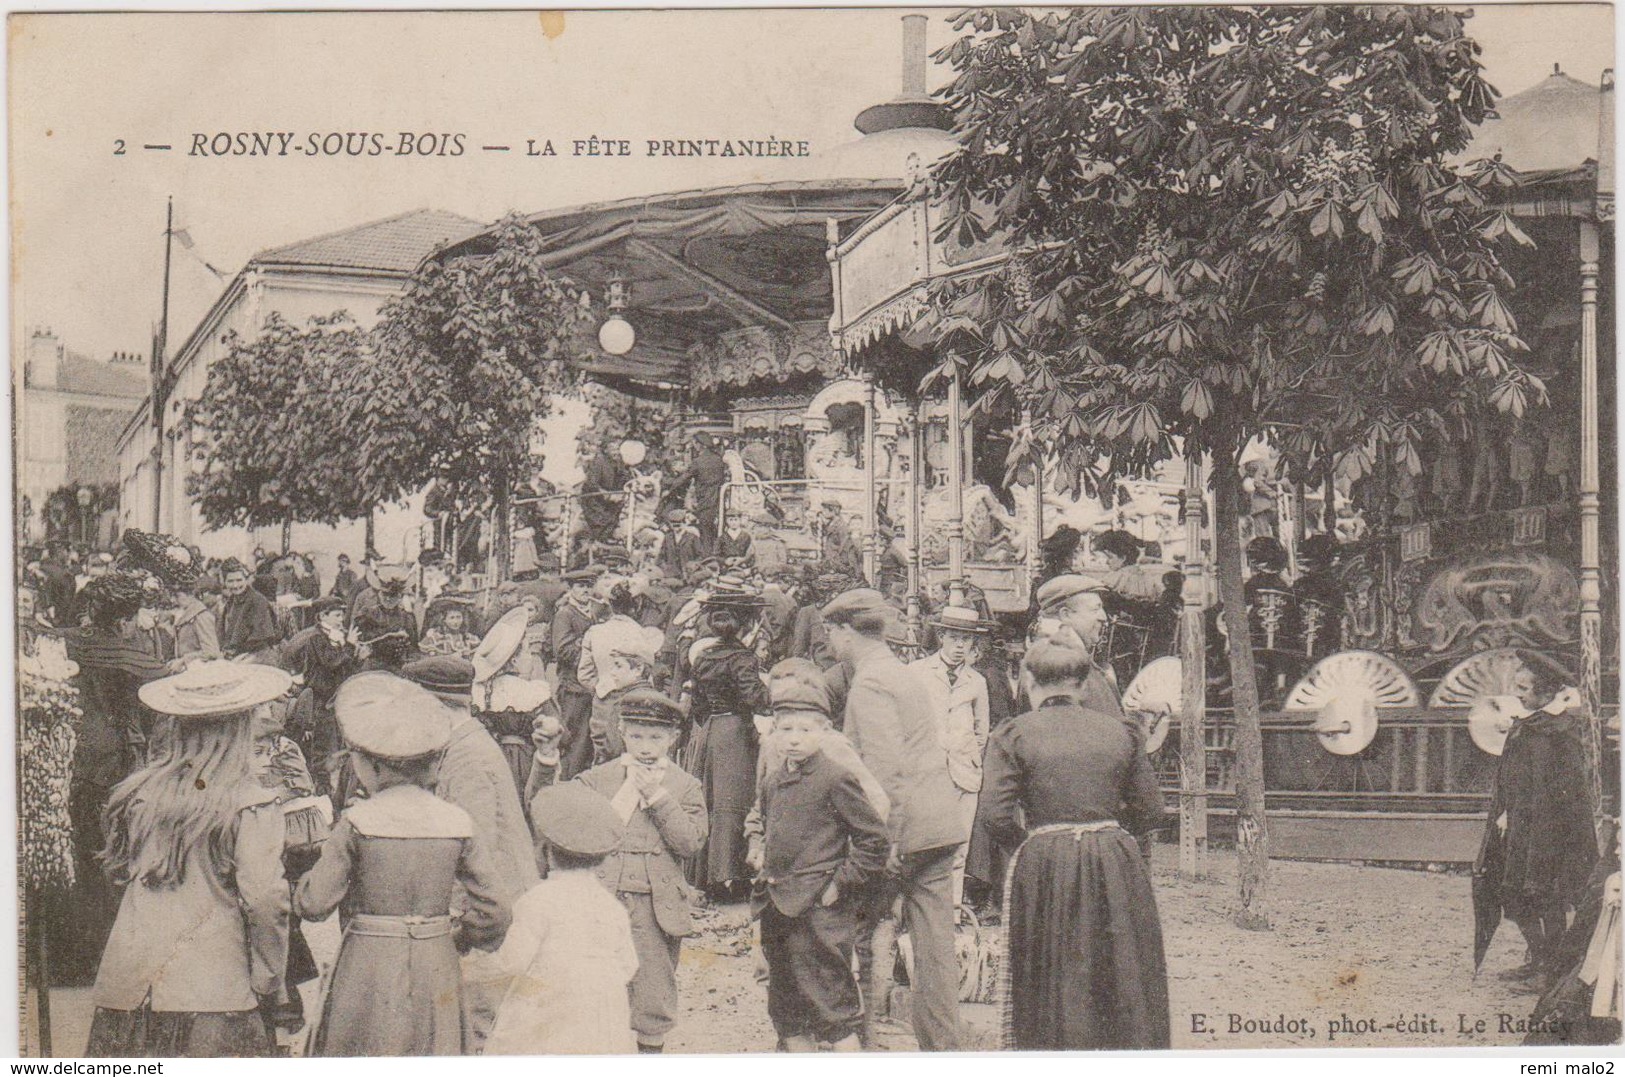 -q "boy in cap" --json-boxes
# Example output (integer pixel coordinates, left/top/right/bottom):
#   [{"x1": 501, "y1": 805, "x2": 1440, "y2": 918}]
[
  {"x1": 910, "y1": 607, "x2": 992, "y2": 912},
  {"x1": 746, "y1": 659, "x2": 889, "y2": 1051},
  {"x1": 657, "y1": 507, "x2": 703, "y2": 582},
  {"x1": 527, "y1": 691, "x2": 704, "y2": 1053},
  {"x1": 473, "y1": 783, "x2": 640, "y2": 1054}
]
